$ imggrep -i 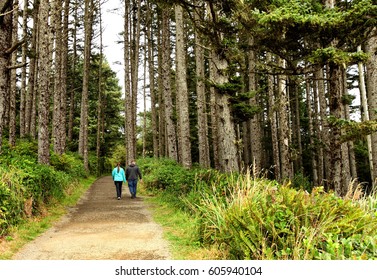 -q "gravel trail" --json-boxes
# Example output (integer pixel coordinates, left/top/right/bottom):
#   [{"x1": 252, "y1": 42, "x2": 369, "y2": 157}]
[{"x1": 12, "y1": 176, "x2": 171, "y2": 260}]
